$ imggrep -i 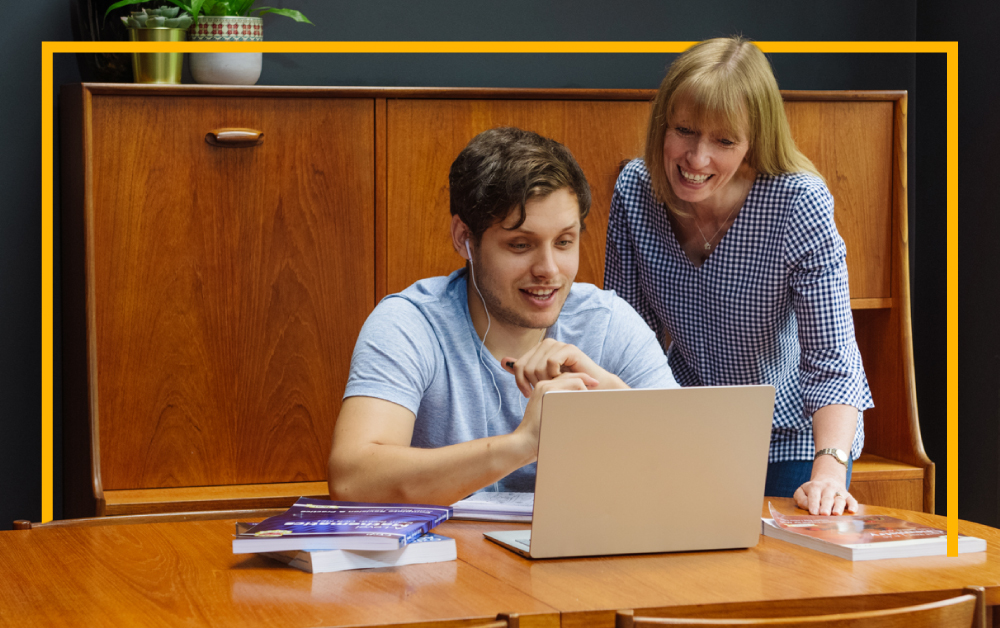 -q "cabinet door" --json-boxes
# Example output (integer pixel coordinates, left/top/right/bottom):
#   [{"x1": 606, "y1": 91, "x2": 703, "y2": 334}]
[
  {"x1": 385, "y1": 99, "x2": 650, "y2": 294},
  {"x1": 89, "y1": 95, "x2": 374, "y2": 490}
]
